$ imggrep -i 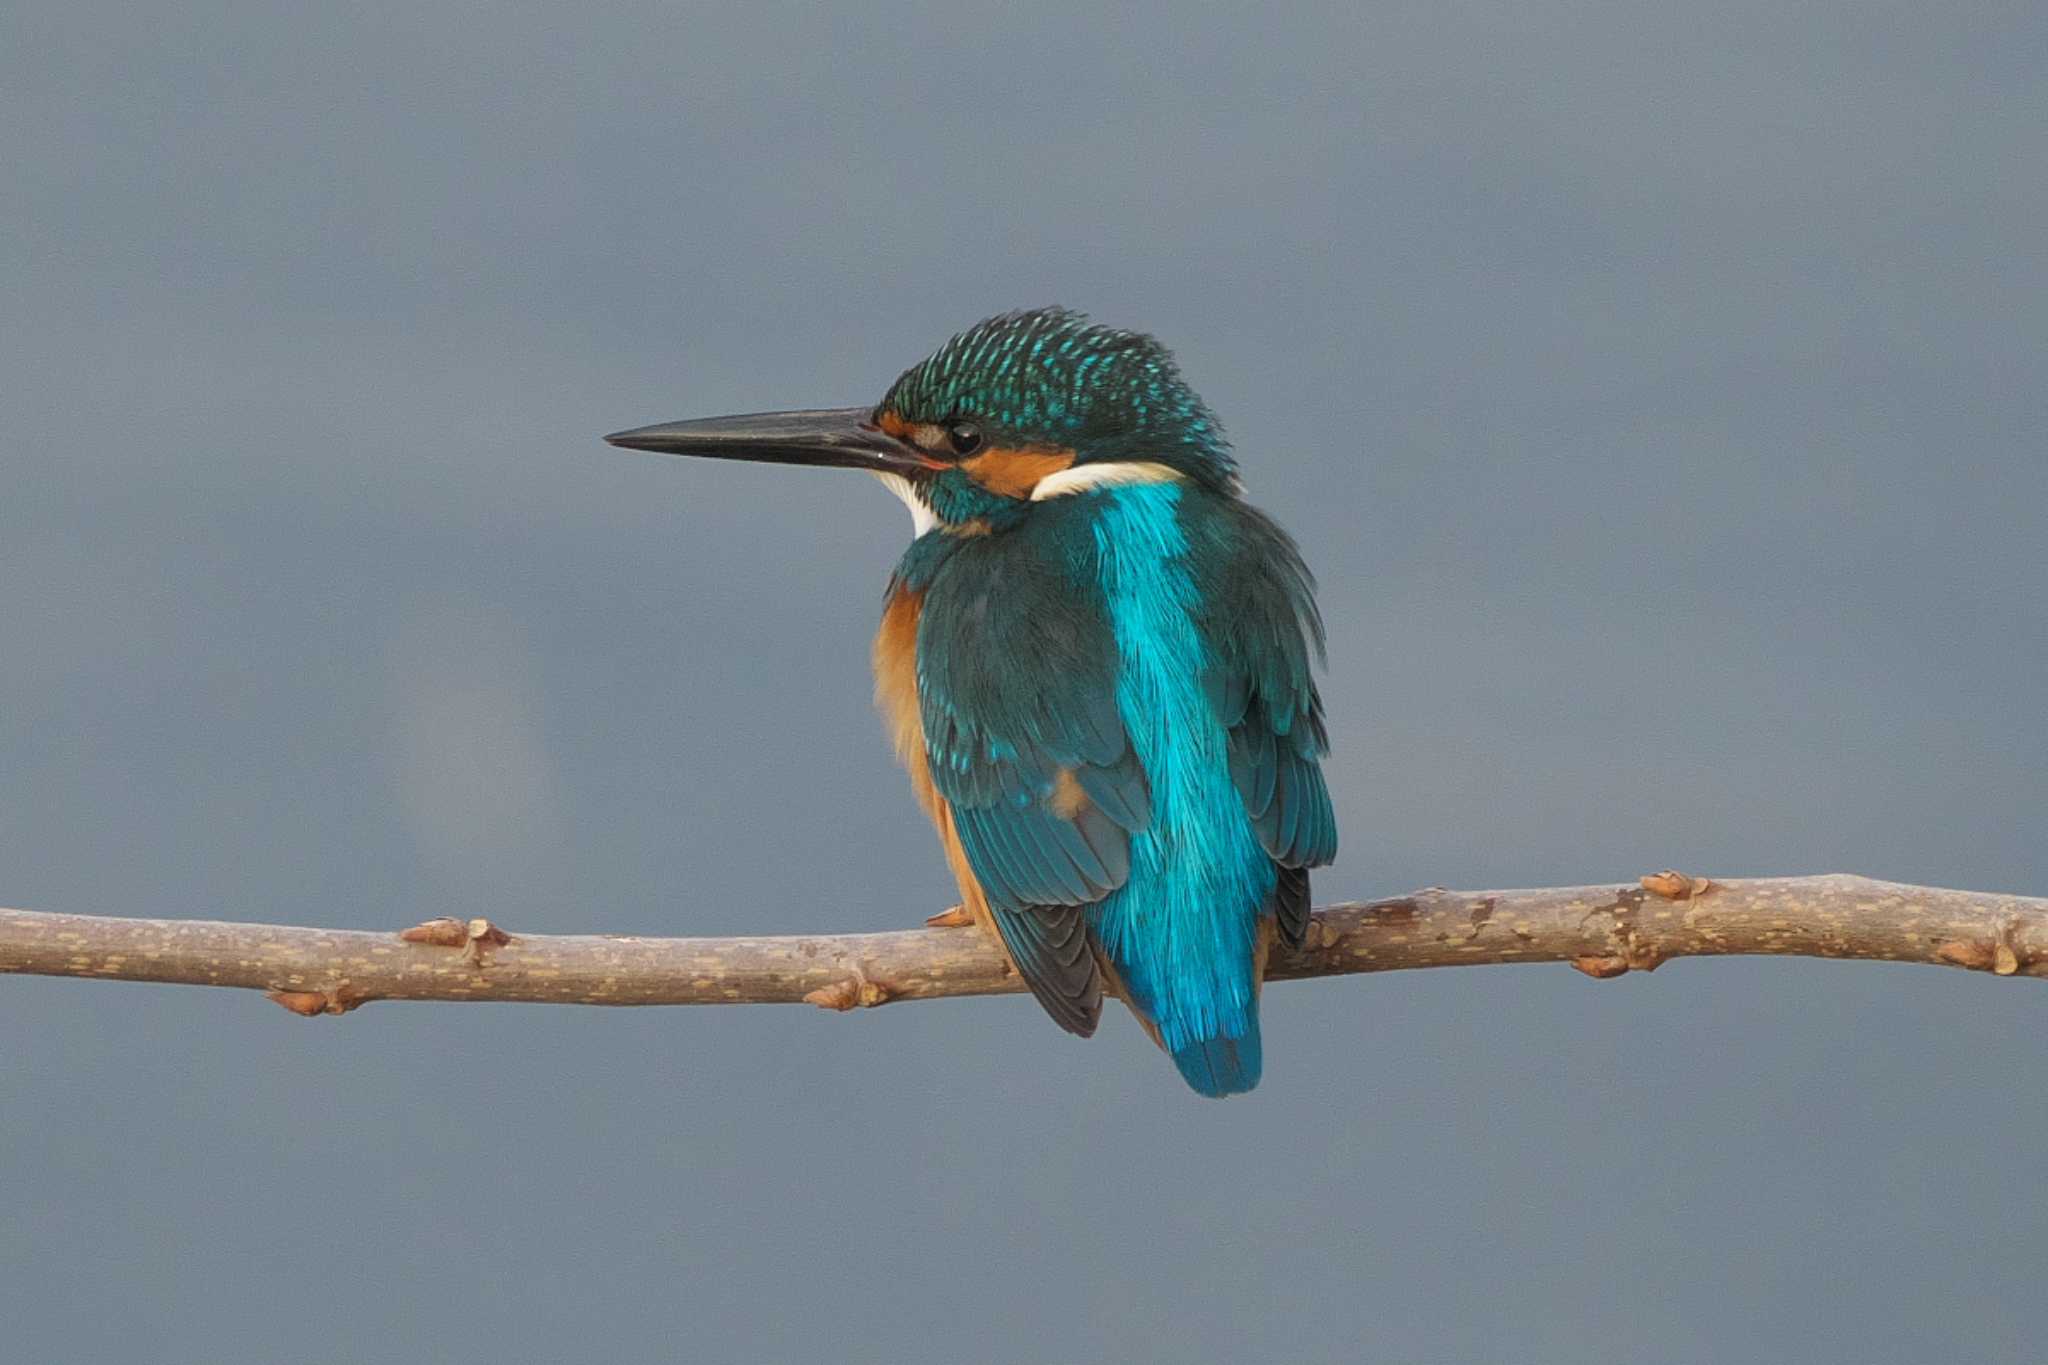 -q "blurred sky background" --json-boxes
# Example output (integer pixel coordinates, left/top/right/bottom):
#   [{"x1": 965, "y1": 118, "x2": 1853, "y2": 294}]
[{"x1": 3, "y1": 2, "x2": 2044, "y2": 1361}]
